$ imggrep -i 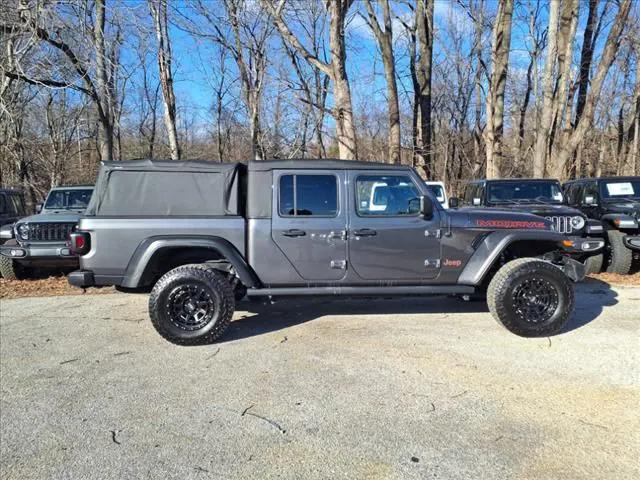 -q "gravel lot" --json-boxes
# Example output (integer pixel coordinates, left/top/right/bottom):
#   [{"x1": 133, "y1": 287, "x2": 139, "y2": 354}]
[{"x1": 1, "y1": 279, "x2": 639, "y2": 480}]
